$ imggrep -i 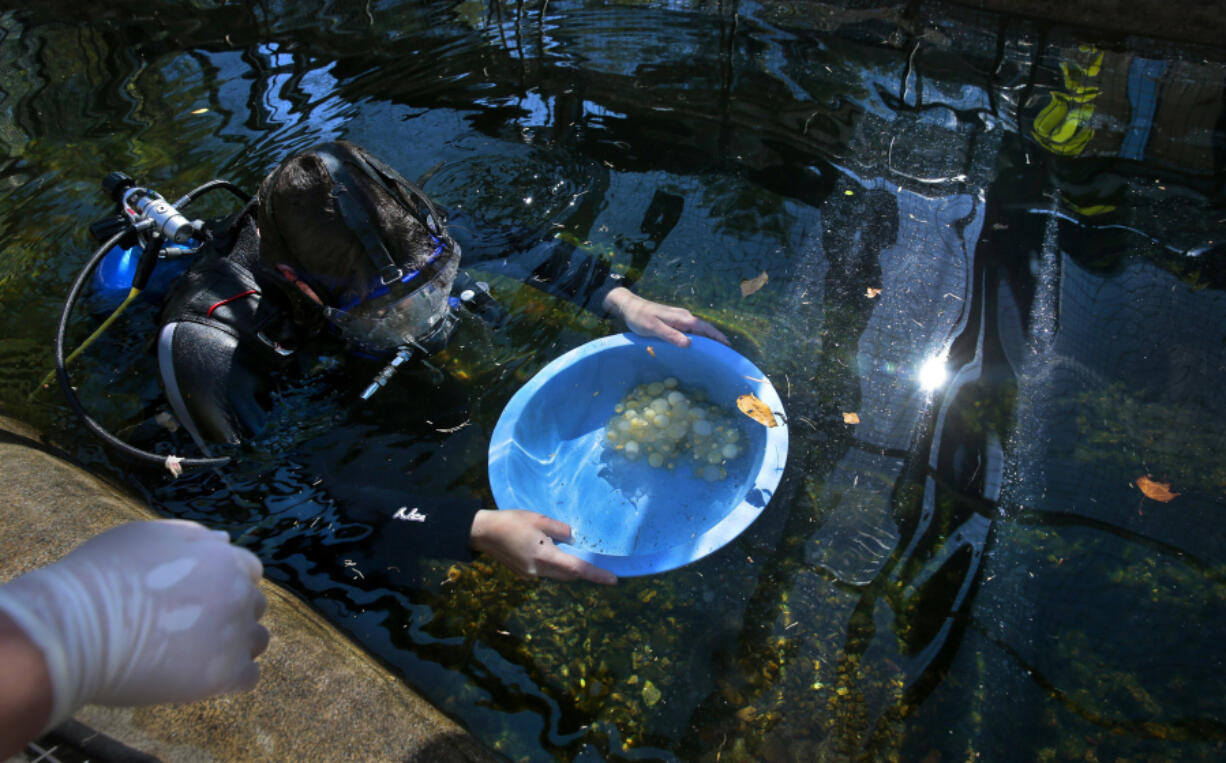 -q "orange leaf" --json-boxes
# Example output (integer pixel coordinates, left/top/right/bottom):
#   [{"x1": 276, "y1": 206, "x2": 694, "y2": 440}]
[
  {"x1": 737, "y1": 394, "x2": 778, "y2": 427},
  {"x1": 842, "y1": 412, "x2": 860, "y2": 424},
  {"x1": 865, "y1": 287, "x2": 881, "y2": 298},
  {"x1": 741, "y1": 271, "x2": 769, "y2": 297},
  {"x1": 1136, "y1": 475, "x2": 1179, "y2": 502},
  {"x1": 646, "y1": 345, "x2": 655, "y2": 357}
]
